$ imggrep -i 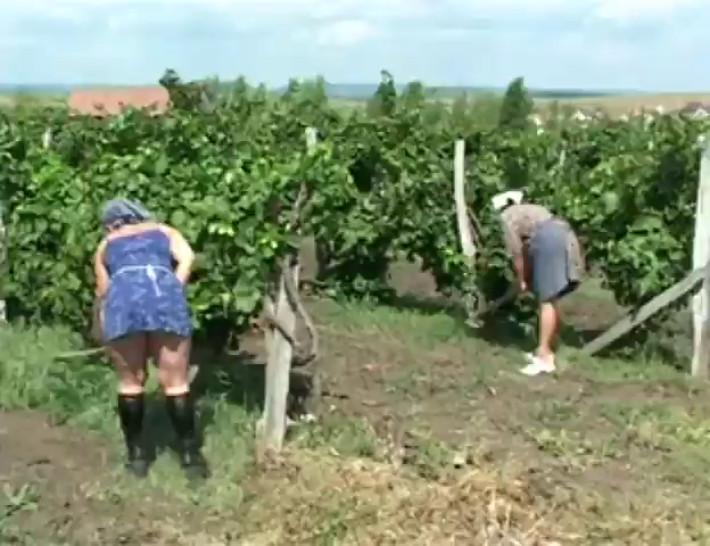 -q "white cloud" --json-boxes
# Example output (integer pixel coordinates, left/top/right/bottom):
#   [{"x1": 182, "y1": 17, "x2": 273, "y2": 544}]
[
  {"x1": 594, "y1": 0, "x2": 701, "y2": 21},
  {"x1": 313, "y1": 19, "x2": 378, "y2": 46},
  {"x1": 2, "y1": 0, "x2": 702, "y2": 29},
  {"x1": 1, "y1": 0, "x2": 710, "y2": 89}
]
